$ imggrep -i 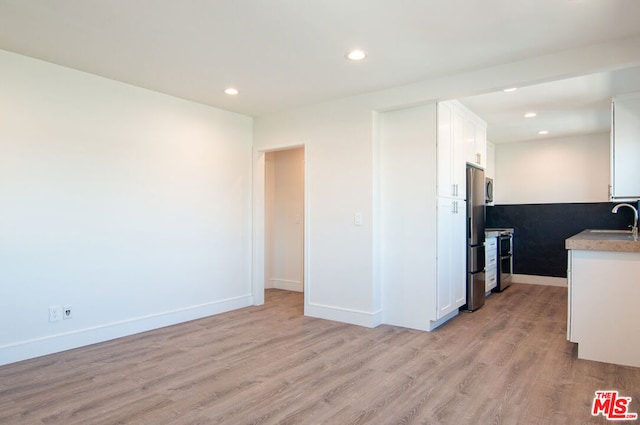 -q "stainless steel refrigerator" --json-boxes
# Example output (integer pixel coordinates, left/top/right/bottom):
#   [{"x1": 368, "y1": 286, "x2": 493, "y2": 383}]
[{"x1": 463, "y1": 165, "x2": 486, "y2": 311}]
